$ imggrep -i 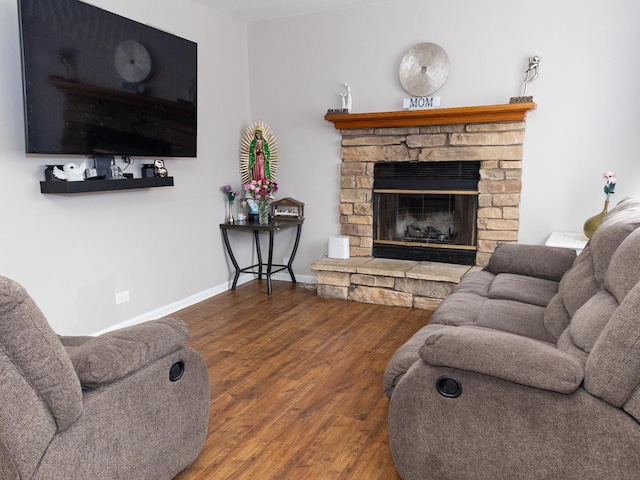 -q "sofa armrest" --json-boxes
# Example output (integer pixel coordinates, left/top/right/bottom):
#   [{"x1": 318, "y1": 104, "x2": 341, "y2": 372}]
[
  {"x1": 65, "y1": 318, "x2": 190, "y2": 388},
  {"x1": 486, "y1": 243, "x2": 577, "y2": 281},
  {"x1": 419, "y1": 326, "x2": 584, "y2": 394}
]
